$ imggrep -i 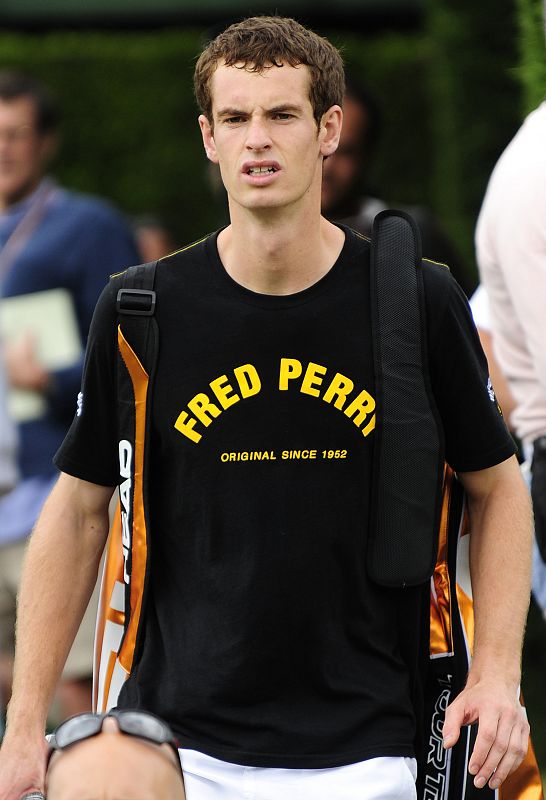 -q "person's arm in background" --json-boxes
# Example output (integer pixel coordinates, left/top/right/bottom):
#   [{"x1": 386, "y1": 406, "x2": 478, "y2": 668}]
[
  {"x1": 4, "y1": 202, "x2": 140, "y2": 419},
  {"x1": 475, "y1": 326, "x2": 517, "y2": 428},
  {"x1": 0, "y1": 473, "x2": 114, "y2": 800},
  {"x1": 469, "y1": 285, "x2": 517, "y2": 430},
  {"x1": 443, "y1": 456, "x2": 532, "y2": 790},
  {"x1": 477, "y1": 160, "x2": 546, "y2": 398},
  {"x1": 0, "y1": 348, "x2": 18, "y2": 493}
]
